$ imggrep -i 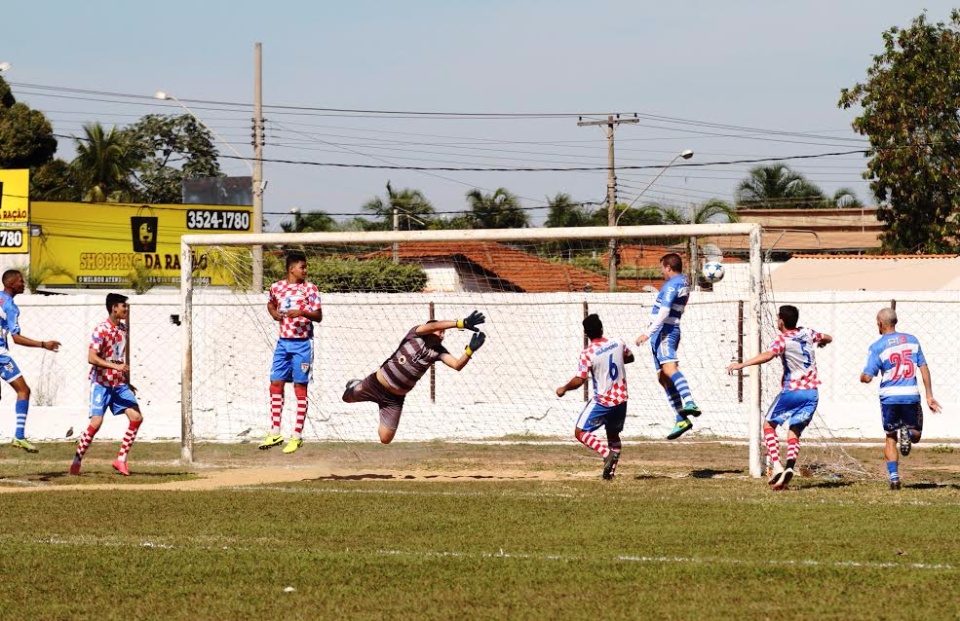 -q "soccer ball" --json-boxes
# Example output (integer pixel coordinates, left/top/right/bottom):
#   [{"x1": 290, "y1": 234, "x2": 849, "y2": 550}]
[{"x1": 702, "y1": 261, "x2": 725, "y2": 283}]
